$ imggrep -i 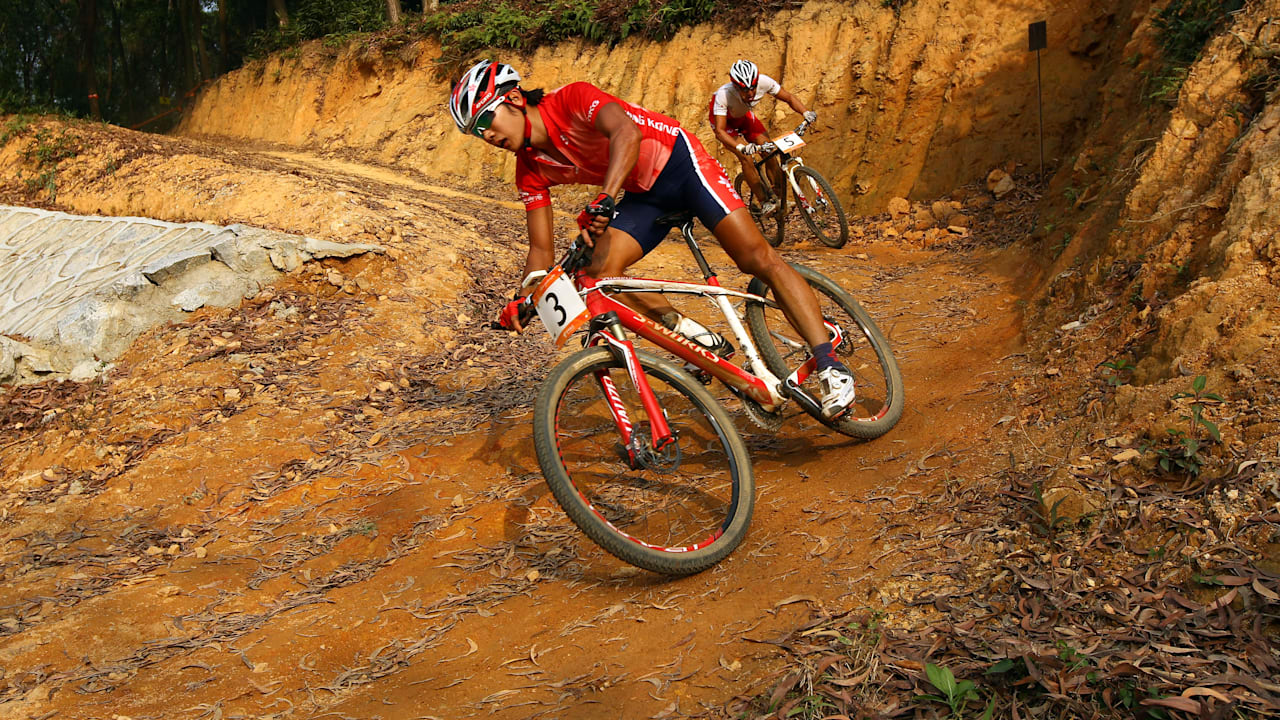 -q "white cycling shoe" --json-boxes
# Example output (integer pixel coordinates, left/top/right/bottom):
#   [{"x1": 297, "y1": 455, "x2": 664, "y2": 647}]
[{"x1": 817, "y1": 366, "x2": 856, "y2": 419}]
